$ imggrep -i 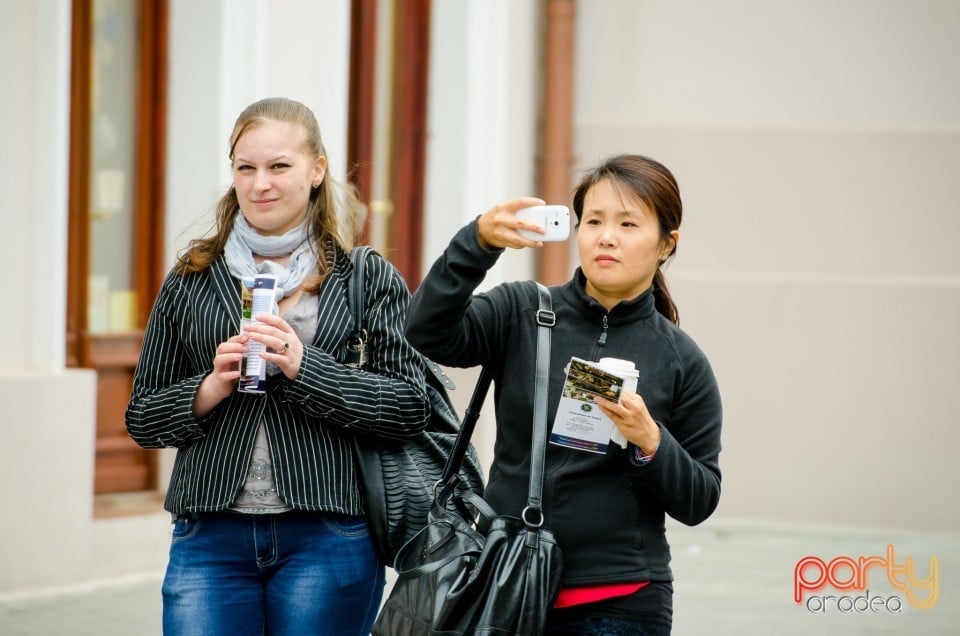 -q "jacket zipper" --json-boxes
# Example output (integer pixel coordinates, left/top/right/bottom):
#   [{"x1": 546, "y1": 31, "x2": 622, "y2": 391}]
[{"x1": 598, "y1": 314, "x2": 609, "y2": 347}]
